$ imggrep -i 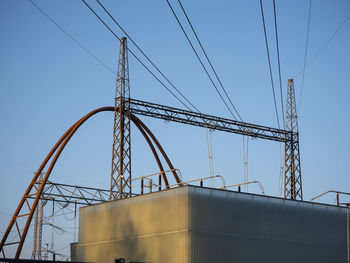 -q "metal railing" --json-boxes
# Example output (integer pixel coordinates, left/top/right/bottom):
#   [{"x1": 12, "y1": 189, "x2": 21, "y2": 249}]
[
  {"x1": 220, "y1": 181, "x2": 265, "y2": 195},
  {"x1": 310, "y1": 190, "x2": 350, "y2": 206}
]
